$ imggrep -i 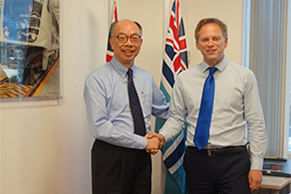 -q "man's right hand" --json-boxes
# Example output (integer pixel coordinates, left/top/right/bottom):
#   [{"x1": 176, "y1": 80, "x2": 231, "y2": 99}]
[{"x1": 145, "y1": 133, "x2": 165, "y2": 155}]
